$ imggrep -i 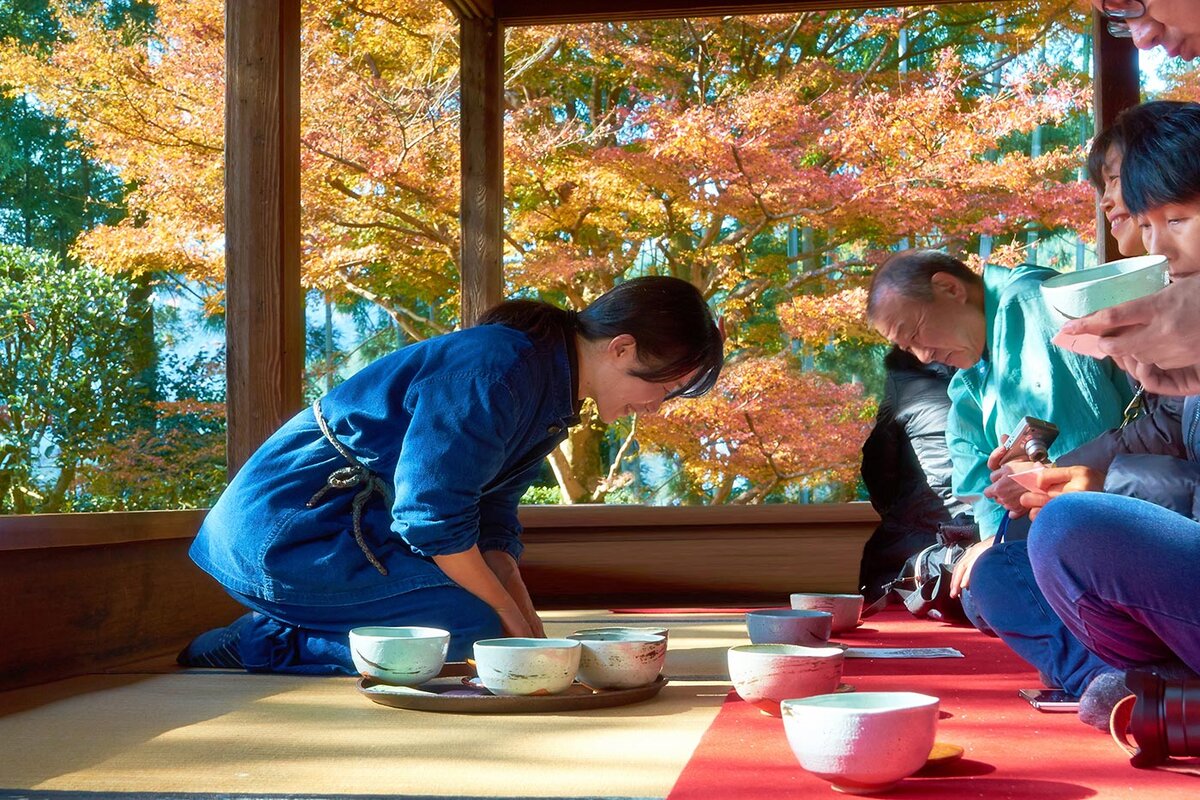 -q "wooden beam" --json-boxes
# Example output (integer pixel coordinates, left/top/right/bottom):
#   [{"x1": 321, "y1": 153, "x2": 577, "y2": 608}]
[
  {"x1": 459, "y1": 14, "x2": 505, "y2": 325},
  {"x1": 1093, "y1": 12, "x2": 1140, "y2": 264},
  {"x1": 224, "y1": 0, "x2": 304, "y2": 476},
  {"x1": 493, "y1": 0, "x2": 976, "y2": 25},
  {"x1": 443, "y1": 0, "x2": 496, "y2": 19}
]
